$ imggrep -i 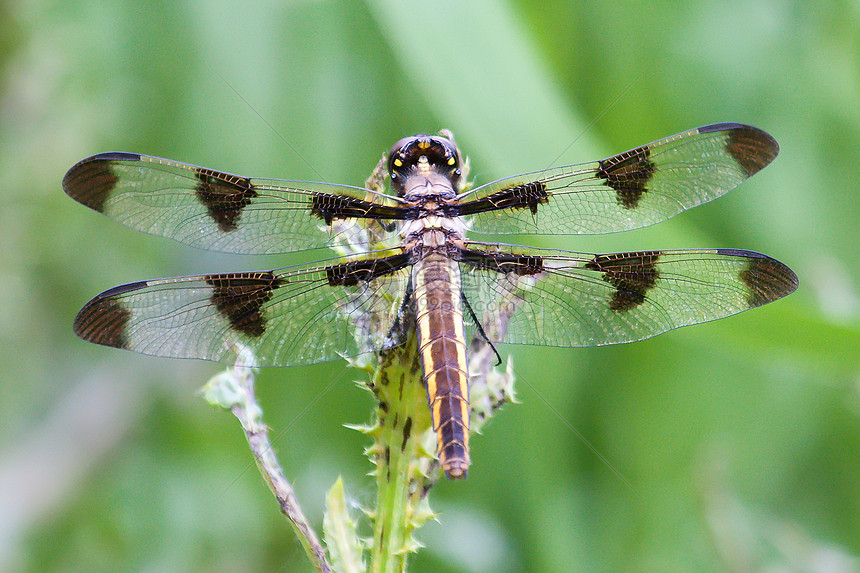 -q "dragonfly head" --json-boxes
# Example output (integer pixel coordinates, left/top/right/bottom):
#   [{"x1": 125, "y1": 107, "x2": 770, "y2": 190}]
[{"x1": 388, "y1": 134, "x2": 462, "y2": 196}]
